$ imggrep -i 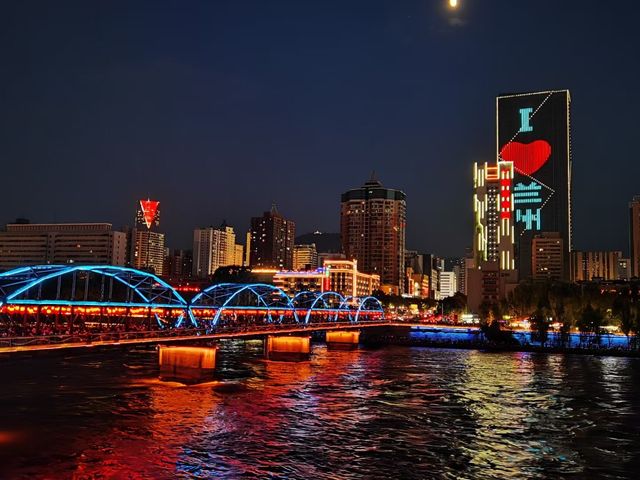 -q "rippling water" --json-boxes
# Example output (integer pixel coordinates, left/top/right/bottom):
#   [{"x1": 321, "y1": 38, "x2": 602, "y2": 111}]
[{"x1": 1, "y1": 342, "x2": 640, "y2": 479}]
